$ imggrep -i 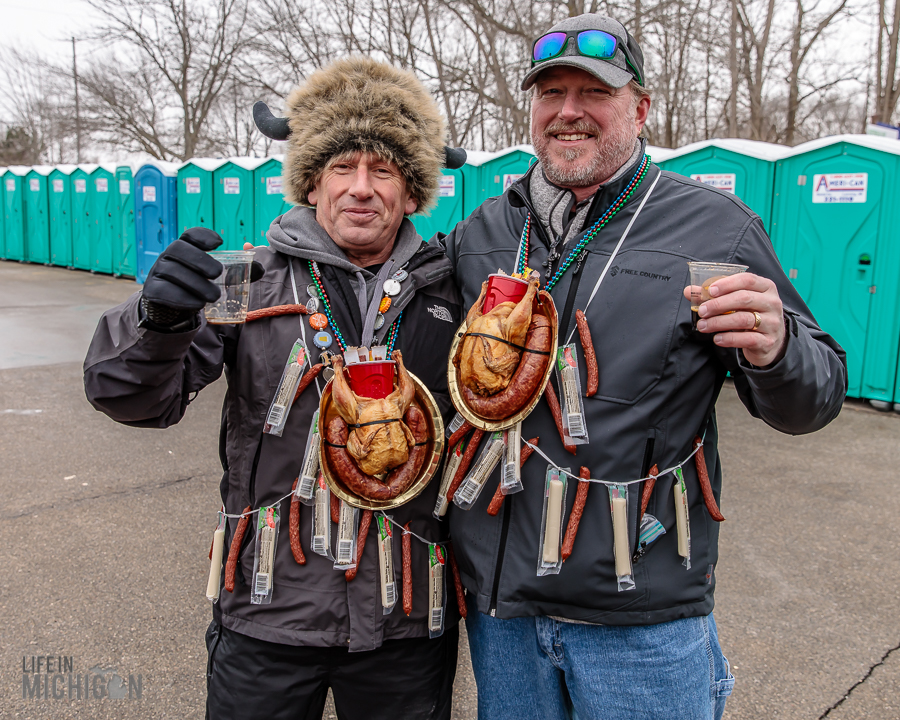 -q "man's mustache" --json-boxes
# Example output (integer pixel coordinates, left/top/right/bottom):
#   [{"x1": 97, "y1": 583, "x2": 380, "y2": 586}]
[{"x1": 543, "y1": 121, "x2": 601, "y2": 137}]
